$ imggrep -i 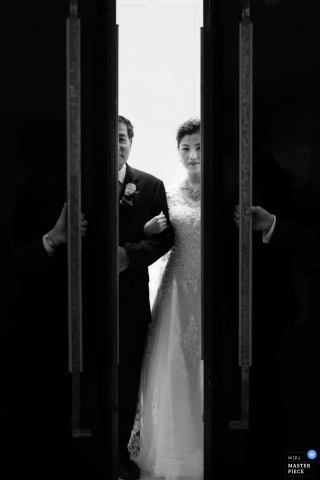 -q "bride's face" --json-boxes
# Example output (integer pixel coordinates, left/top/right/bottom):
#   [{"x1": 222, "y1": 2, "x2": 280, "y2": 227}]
[{"x1": 178, "y1": 133, "x2": 201, "y2": 173}]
